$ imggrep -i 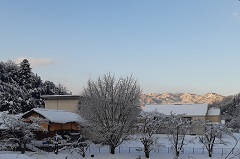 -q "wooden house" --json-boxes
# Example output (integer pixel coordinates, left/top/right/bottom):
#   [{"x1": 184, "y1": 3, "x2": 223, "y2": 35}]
[{"x1": 22, "y1": 108, "x2": 82, "y2": 139}]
